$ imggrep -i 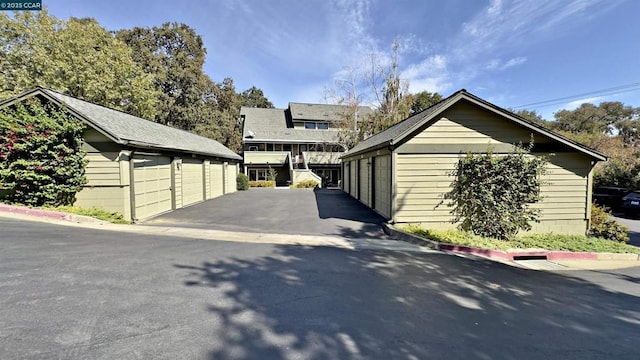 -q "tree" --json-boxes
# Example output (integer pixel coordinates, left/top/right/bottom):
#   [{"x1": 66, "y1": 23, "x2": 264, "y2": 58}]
[
  {"x1": 445, "y1": 143, "x2": 548, "y2": 240},
  {"x1": 116, "y1": 22, "x2": 210, "y2": 129},
  {"x1": 0, "y1": 11, "x2": 157, "y2": 119},
  {"x1": 240, "y1": 86, "x2": 274, "y2": 109},
  {"x1": 0, "y1": 99, "x2": 87, "y2": 206},
  {"x1": 513, "y1": 109, "x2": 549, "y2": 127},
  {"x1": 408, "y1": 91, "x2": 443, "y2": 115},
  {"x1": 553, "y1": 102, "x2": 638, "y2": 135}
]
